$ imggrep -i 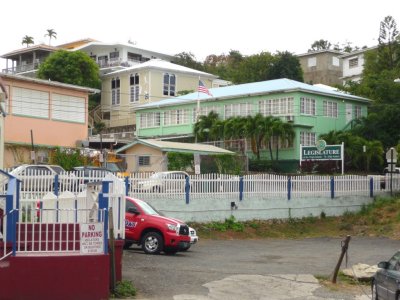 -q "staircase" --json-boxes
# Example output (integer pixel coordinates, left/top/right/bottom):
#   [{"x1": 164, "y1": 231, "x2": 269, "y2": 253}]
[{"x1": 88, "y1": 105, "x2": 103, "y2": 128}]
